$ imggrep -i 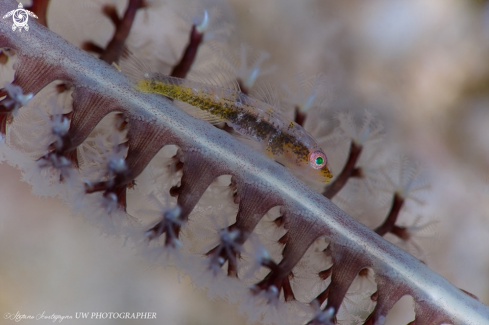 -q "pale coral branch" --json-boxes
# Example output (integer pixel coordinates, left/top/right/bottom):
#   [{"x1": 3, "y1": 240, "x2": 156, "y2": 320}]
[{"x1": 0, "y1": 0, "x2": 488, "y2": 323}]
